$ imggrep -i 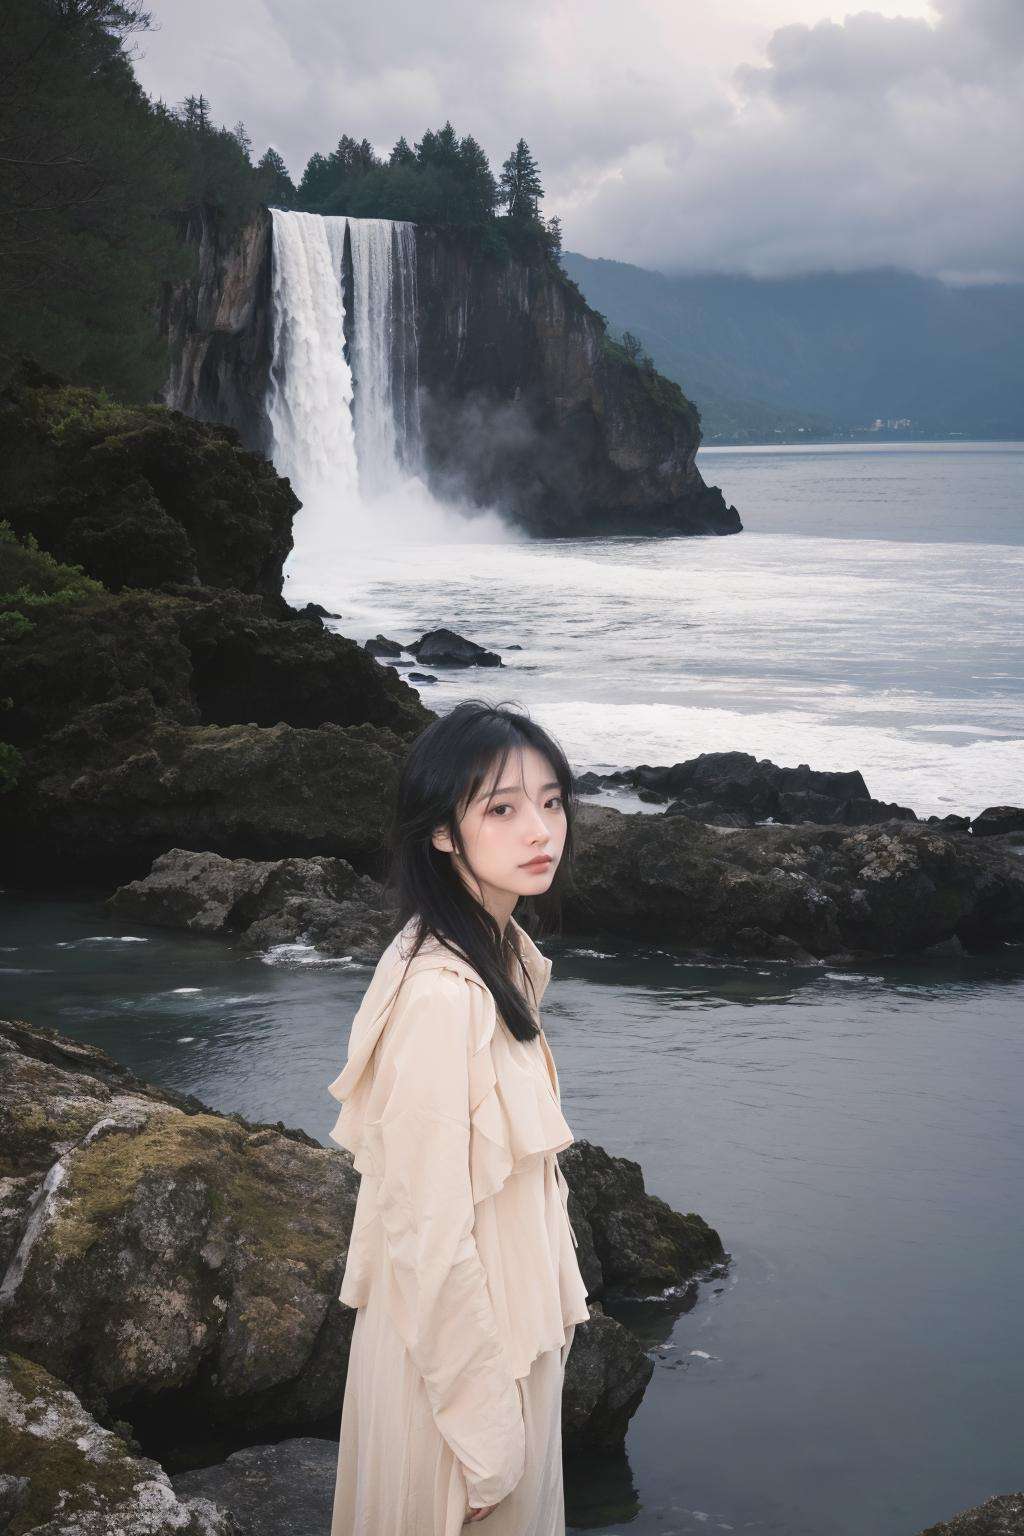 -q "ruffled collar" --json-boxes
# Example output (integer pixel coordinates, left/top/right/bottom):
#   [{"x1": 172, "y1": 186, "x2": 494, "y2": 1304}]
[{"x1": 327, "y1": 912, "x2": 554, "y2": 1113}]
